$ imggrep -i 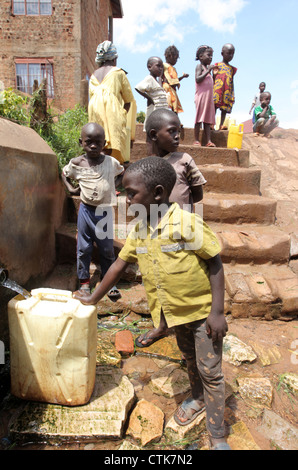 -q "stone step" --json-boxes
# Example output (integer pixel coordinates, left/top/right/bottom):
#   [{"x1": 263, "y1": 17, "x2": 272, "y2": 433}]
[
  {"x1": 201, "y1": 193, "x2": 277, "y2": 225},
  {"x1": 223, "y1": 263, "x2": 298, "y2": 320},
  {"x1": 135, "y1": 123, "x2": 229, "y2": 147},
  {"x1": 113, "y1": 194, "x2": 276, "y2": 226},
  {"x1": 201, "y1": 165, "x2": 261, "y2": 195},
  {"x1": 130, "y1": 141, "x2": 249, "y2": 168},
  {"x1": 210, "y1": 223, "x2": 290, "y2": 265}
]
